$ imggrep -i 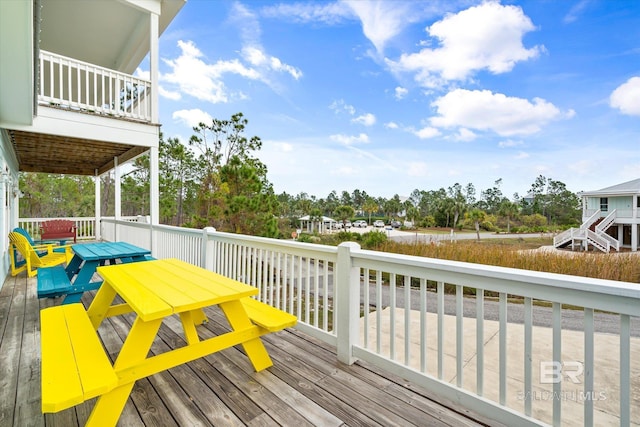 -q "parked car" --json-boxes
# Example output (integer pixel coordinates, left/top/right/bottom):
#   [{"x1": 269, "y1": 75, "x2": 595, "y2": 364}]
[
  {"x1": 373, "y1": 220, "x2": 385, "y2": 228},
  {"x1": 353, "y1": 220, "x2": 368, "y2": 228},
  {"x1": 390, "y1": 220, "x2": 401, "y2": 228}
]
